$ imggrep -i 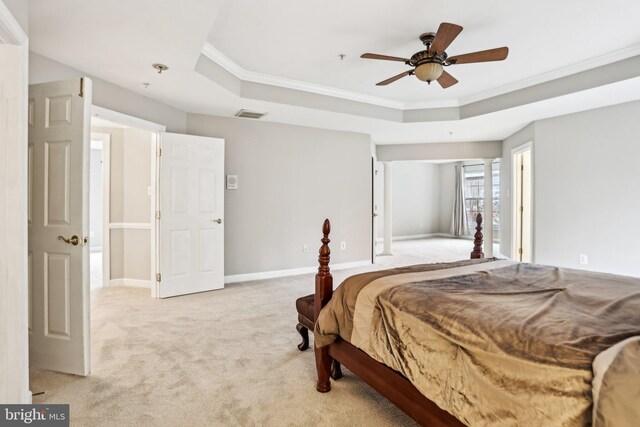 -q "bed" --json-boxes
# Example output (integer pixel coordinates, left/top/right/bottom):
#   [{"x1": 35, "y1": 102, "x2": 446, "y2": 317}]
[{"x1": 311, "y1": 219, "x2": 640, "y2": 426}]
